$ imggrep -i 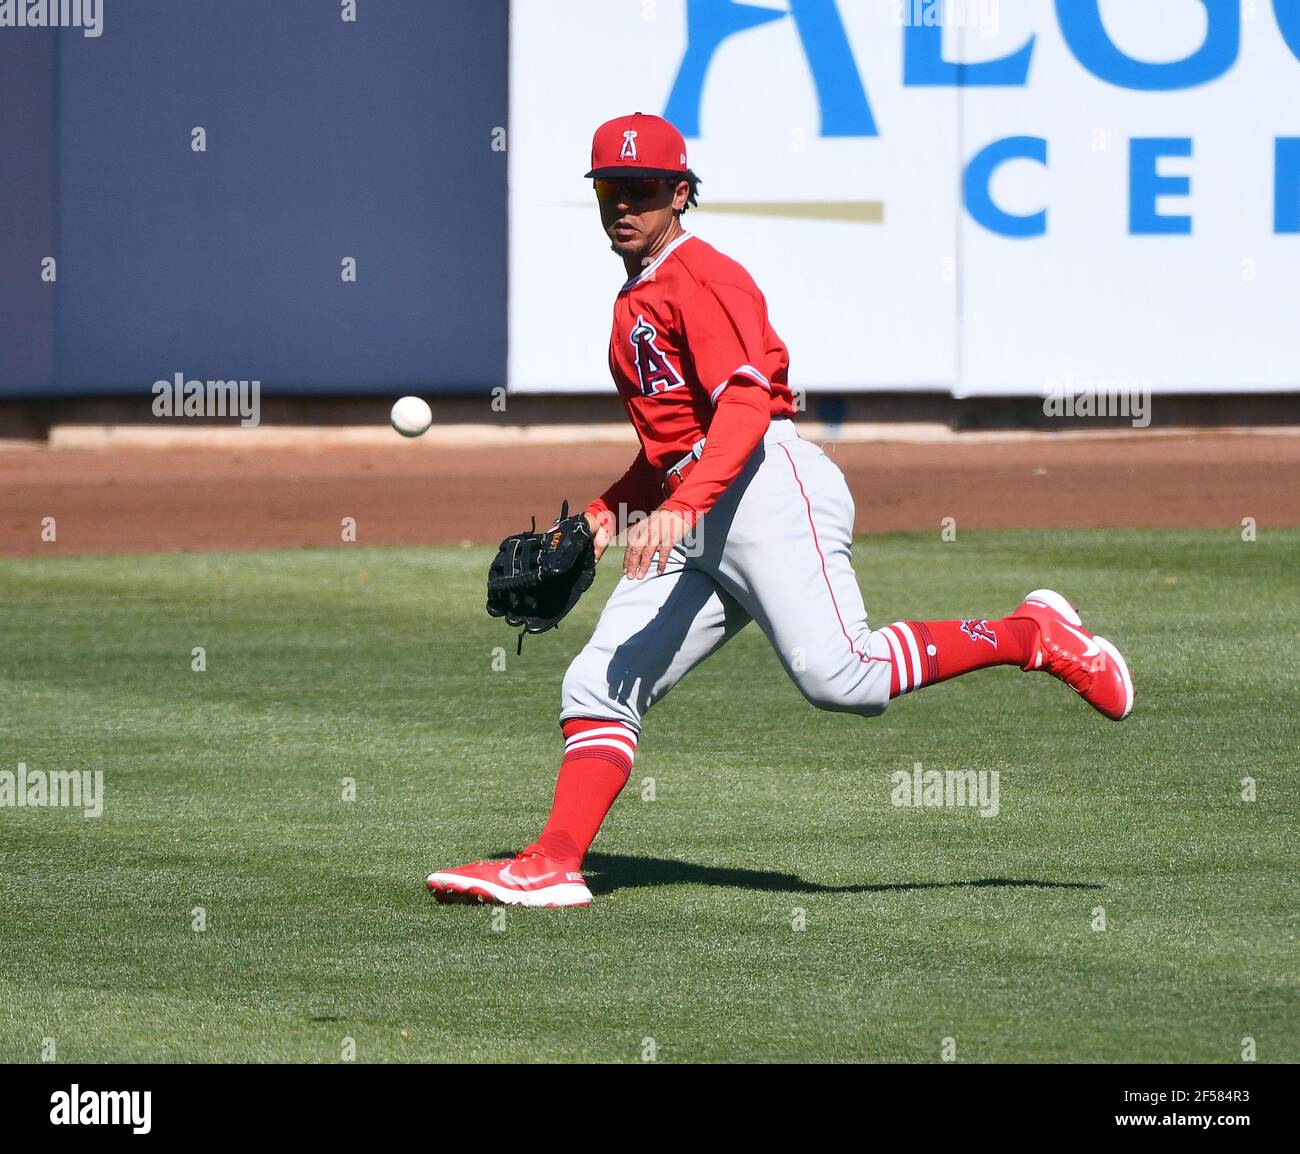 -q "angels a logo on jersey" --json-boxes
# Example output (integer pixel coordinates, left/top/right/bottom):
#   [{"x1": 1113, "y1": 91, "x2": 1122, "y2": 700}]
[
  {"x1": 960, "y1": 619, "x2": 998, "y2": 648},
  {"x1": 629, "y1": 314, "x2": 684, "y2": 396}
]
